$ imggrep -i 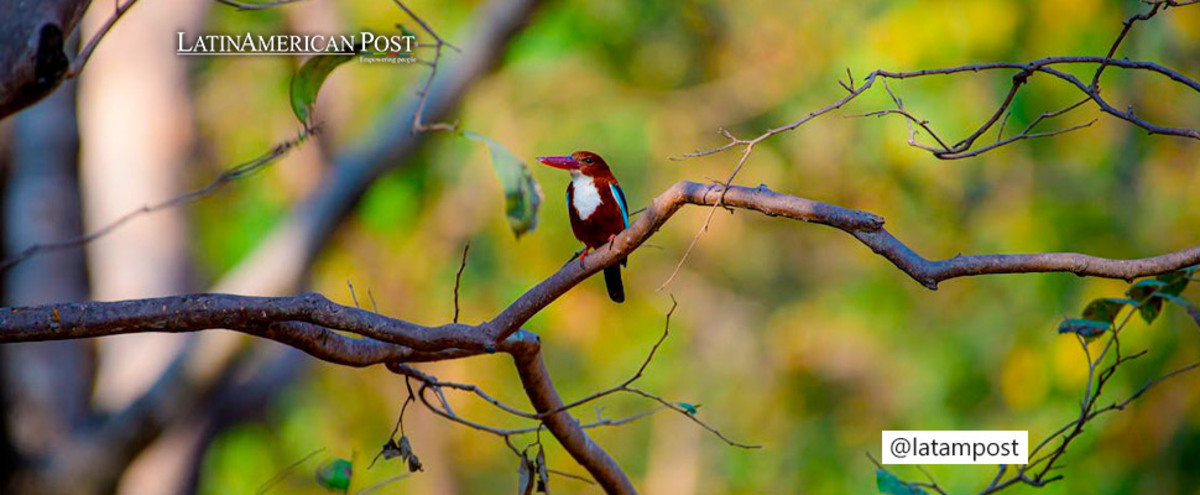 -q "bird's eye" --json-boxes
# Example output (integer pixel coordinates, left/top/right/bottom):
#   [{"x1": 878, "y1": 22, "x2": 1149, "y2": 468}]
[{"x1": 583, "y1": 157, "x2": 594, "y2": 164}]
